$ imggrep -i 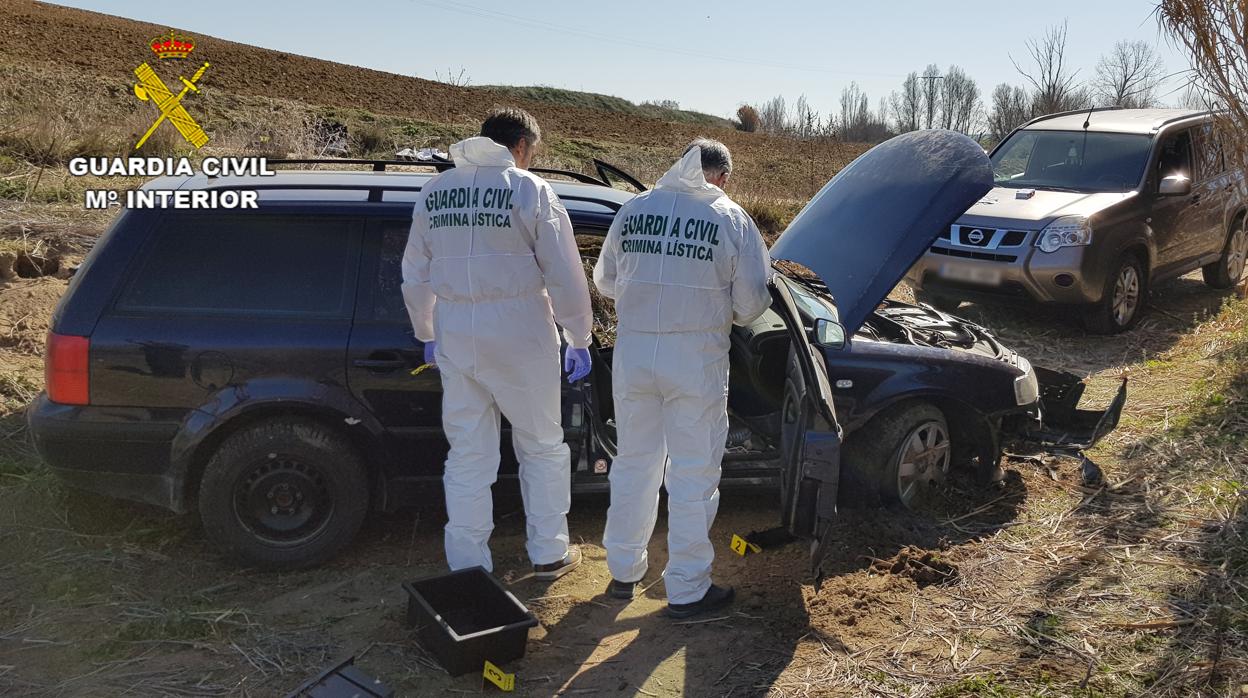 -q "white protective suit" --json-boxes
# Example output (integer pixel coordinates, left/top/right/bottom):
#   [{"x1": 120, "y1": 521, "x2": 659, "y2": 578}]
[
  {"x1": 592, "y1": 147, "x2": 772, "y2": 603},
  {"x1": 402, "y1": 136, "x2": 593, "y2": 572}
]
